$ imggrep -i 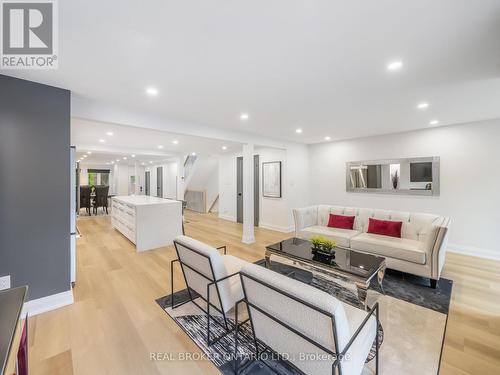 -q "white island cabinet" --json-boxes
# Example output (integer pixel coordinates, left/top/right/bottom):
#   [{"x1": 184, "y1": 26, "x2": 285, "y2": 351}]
[{"x1": 111, "y1": 196, "x2": 182, "y2": 251}]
